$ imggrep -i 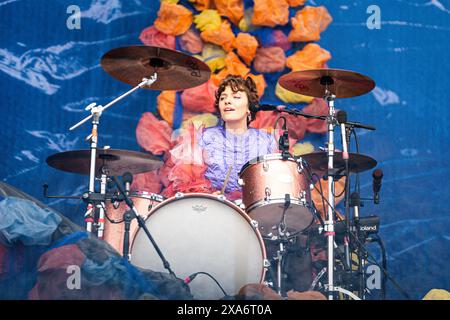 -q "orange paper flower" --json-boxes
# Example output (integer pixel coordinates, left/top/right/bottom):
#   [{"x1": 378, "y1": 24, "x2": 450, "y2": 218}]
[
  {"x1": 154, "y1": 2, "x2": 193, "y2": 36},
  {"x1": 200, "y1": 20, "x2": 236, "y2": 52},
  {"x1": 288, "y1": 6, "x2": 333, "y2": 42},
  {"x1": 234, "y1": 33, "x2": 259, "y2": 65},
  {"x1": 286, "y1": 43, "x2": 331, "y2": 71},
  {"x1": 214, "y1": 0, "x2": 245, "y2": 25},
  {"x1": 252, "y1": 0, "x2": 289, "y2": 27}
]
